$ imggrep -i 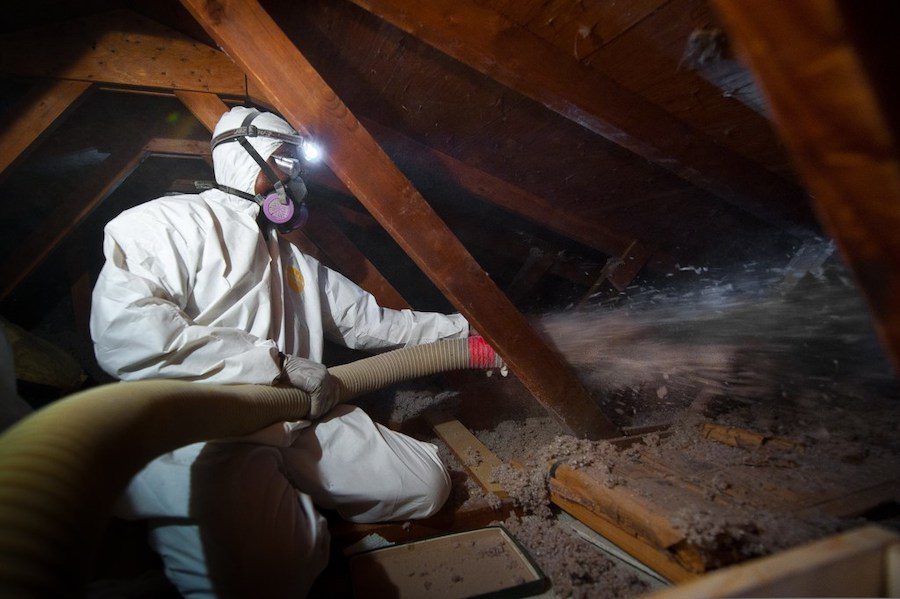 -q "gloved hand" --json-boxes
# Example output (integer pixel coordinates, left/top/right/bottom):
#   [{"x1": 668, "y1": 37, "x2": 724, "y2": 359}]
[{"x1": 278, "y1": 355, "x2": 340, "y2": 419}]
